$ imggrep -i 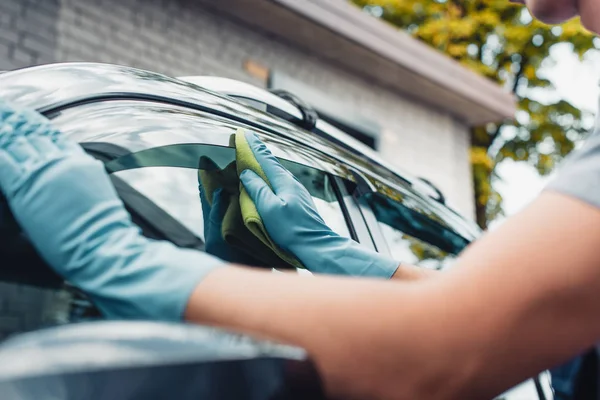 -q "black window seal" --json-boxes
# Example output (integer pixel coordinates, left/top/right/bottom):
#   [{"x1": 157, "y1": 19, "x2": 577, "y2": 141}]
[
  {"x1": 331, "y1": 175, "x2": 375, "y2": 250},
  {"x1": 329, "y1": 175, "x2": 358, "y2": 243},
  {"x1": 354, "y1": 191, "x2": 392, "y2": 256},
  {"x1": 533, "y1": 376, "x2": 548, "y2": 400}
]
